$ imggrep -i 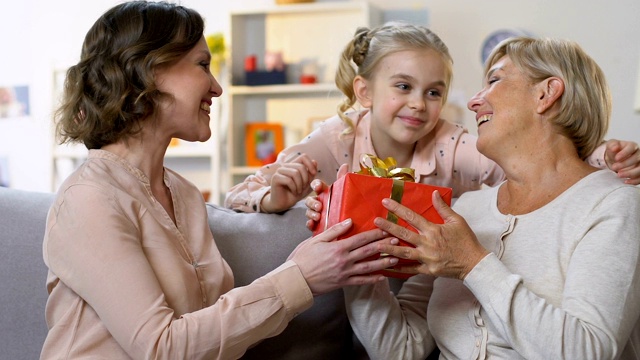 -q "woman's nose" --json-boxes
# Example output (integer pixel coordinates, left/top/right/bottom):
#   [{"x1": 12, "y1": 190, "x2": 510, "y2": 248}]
[
  {"x1": 210, "y1": 75, "x2": 223, "y2": 97},
  {"x1": 467, "y1": 90, "x2": 483, "y2": 112}
]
